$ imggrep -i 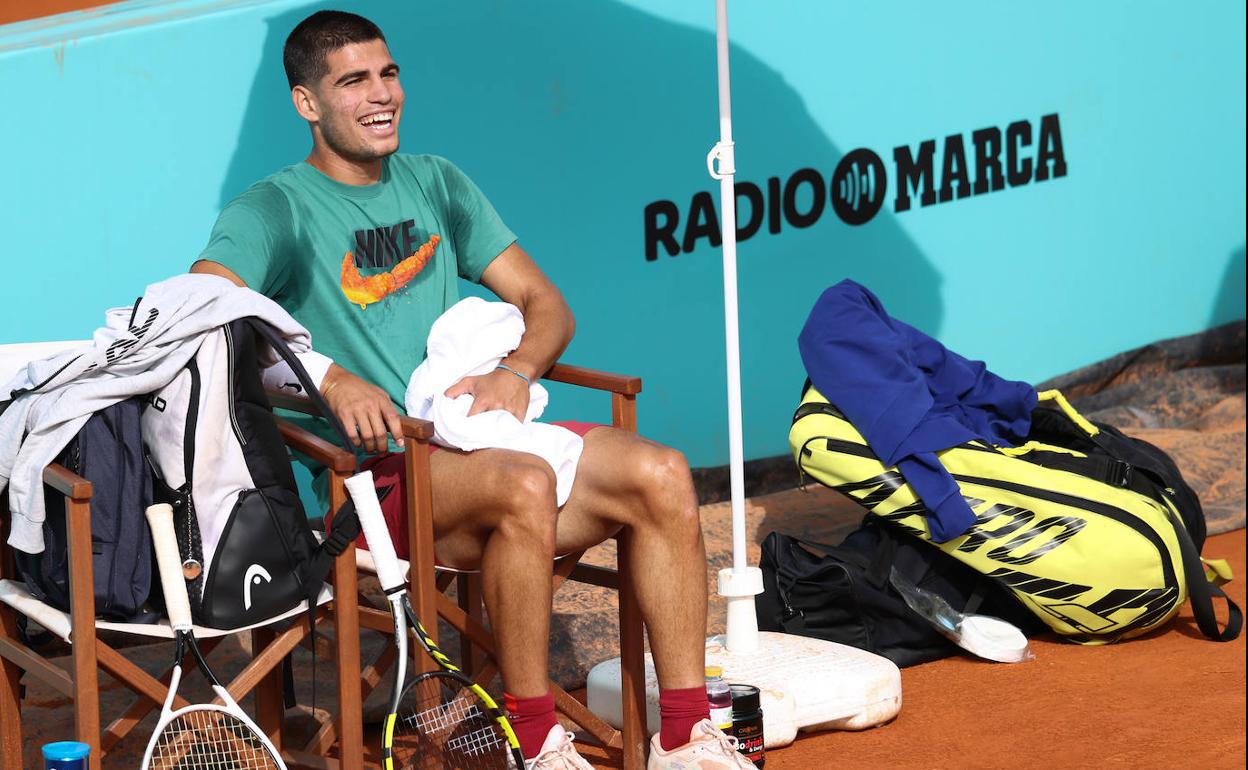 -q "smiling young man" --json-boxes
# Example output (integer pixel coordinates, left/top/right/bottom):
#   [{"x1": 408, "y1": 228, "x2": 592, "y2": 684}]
[{"x1": 191, "y1": 10, "x2": 756, "y2": 770}]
